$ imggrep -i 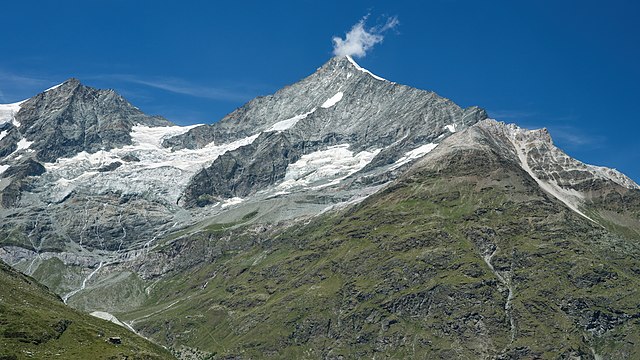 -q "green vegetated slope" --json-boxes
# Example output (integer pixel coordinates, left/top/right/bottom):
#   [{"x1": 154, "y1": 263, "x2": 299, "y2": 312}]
[
  {"x1": 122, "y1": 132, "x2": 640, "y2": 359},
  {"x1": 0, "y1": 260, "x2": 174, "y2": 360}
]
